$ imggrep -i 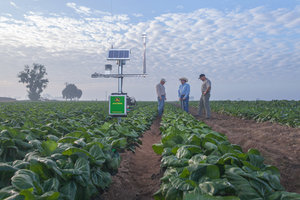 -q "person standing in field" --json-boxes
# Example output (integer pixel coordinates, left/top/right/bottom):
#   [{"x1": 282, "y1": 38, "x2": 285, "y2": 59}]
[
  {"x1": 178, "y1": 77, "x2": 190, "y2": 112},
  {"x1": 198, "y1": 74, "x2": 211, "y2": 119},
  {"x1": 156, "y1": 78, "x2": 166, "y2": 116}
]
